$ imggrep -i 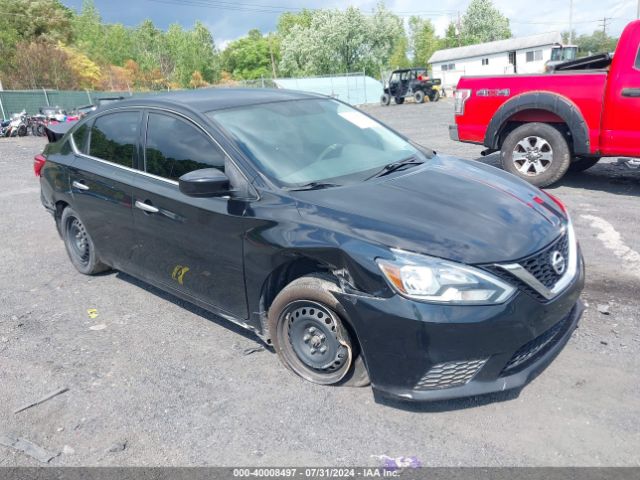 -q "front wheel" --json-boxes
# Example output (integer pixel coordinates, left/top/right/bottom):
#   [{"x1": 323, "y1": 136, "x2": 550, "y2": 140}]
[
  {"x1": 268, "y1": 275, "x2": 369, "y2": 387},
  {"x1": 380, "y1": 93, "x2": 391, "y2": 106},
  {"x1": 61, "y1": 207, "x2": 110, "y2": 275},
  {"x1": 501, "y1": 123, "x2": 571, "y2": 187}
]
